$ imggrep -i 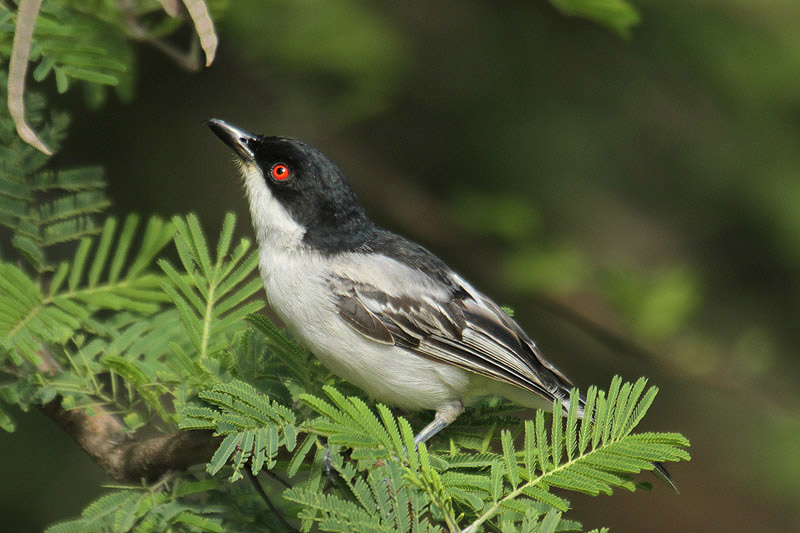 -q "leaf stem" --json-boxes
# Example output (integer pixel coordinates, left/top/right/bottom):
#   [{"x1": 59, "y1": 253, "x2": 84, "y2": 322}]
[
  {"x1": 199, "y1": 279, "x2": 215, "y2": 359},
  {"x1": 462, "y1": 436, "x2": 626, "y2": 533},
  {"x1": 6, "y1": 278, "x2": 143, "y2": 342}
]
